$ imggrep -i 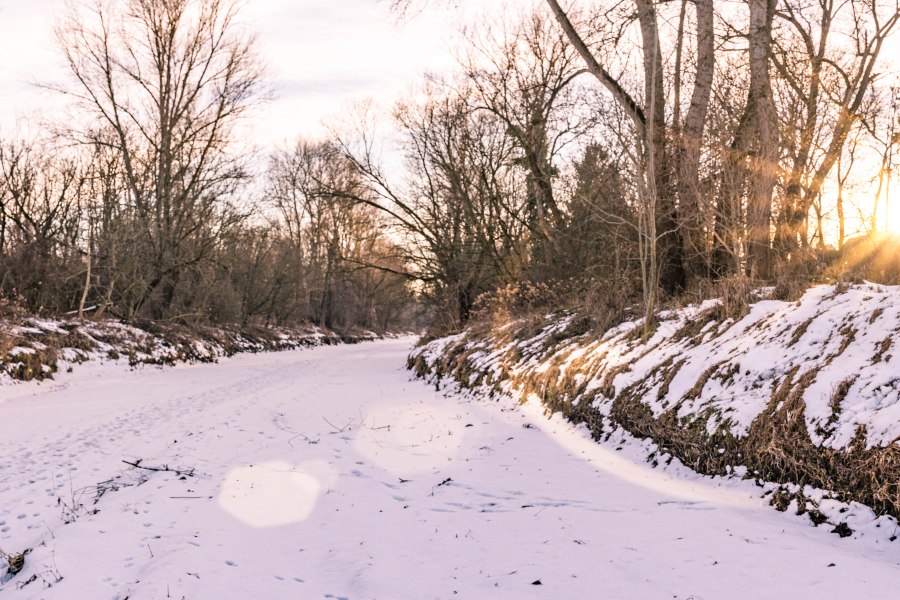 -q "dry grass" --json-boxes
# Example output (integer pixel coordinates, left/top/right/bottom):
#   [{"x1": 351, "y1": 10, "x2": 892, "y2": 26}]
[
  {"x1": 671, "y1": 308, "x2": 722, "y2": 346},
  {"x1": 869, "y1": 307, "x2": 885, "y2": 325},
  {"x1": 872, "y1": 337, "x2": 893, "y2": 364},
  {"x1": 1, "y1": 317, "x2": 367, "y2": 383},
  {"x1": 414, "y1": 314, "x2": 900, "y2": 520},
  {"x1": 788, "y1": 318, "x2": 814, "y2": 347}
]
